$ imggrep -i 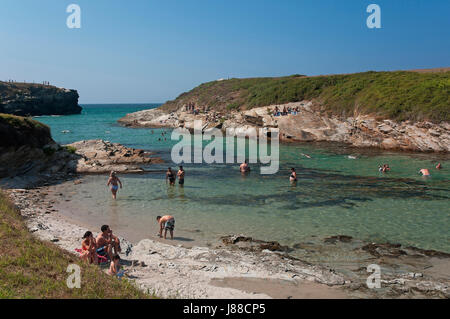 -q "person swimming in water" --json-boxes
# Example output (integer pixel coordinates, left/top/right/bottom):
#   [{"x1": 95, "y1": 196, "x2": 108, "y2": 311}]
[
  {"x1": 240, "y1": 160, "x2": 251, "y2": 173},
  {"x1": 107, "y1": 171, "x2": 122, "y2": 200},
  {"x1": 436, "y1": 163, "x2": 442, "y2": 170},
  {"x1": 166, "y1": 167, "x2": 176, "y2": 186},
  {"x1": 177, "y1": 166, "x2": 185, "y2": 186},
  {"x1": 290, "y1": 168, "x2": 297, "y2": 182},
  {"x1": 419, "y1": 168, "x2": 431, "y2": 176}
]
